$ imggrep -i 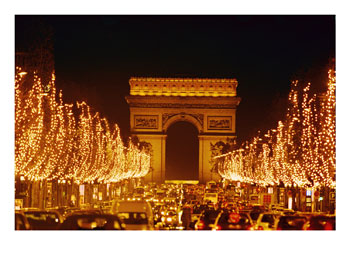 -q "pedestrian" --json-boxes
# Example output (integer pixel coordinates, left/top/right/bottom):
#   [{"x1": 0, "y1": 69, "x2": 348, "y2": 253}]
[{"x1": 181, "y1": 203, "x2": 192, "y2": 230}]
